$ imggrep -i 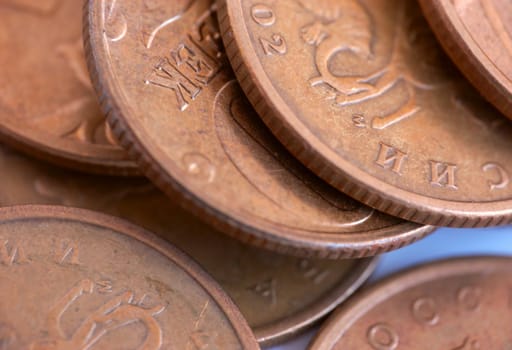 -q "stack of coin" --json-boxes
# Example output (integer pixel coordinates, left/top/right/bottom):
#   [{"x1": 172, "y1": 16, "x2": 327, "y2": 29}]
[{"x1": 0, "y1": 0, "x2": 510, "y2": 349}]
